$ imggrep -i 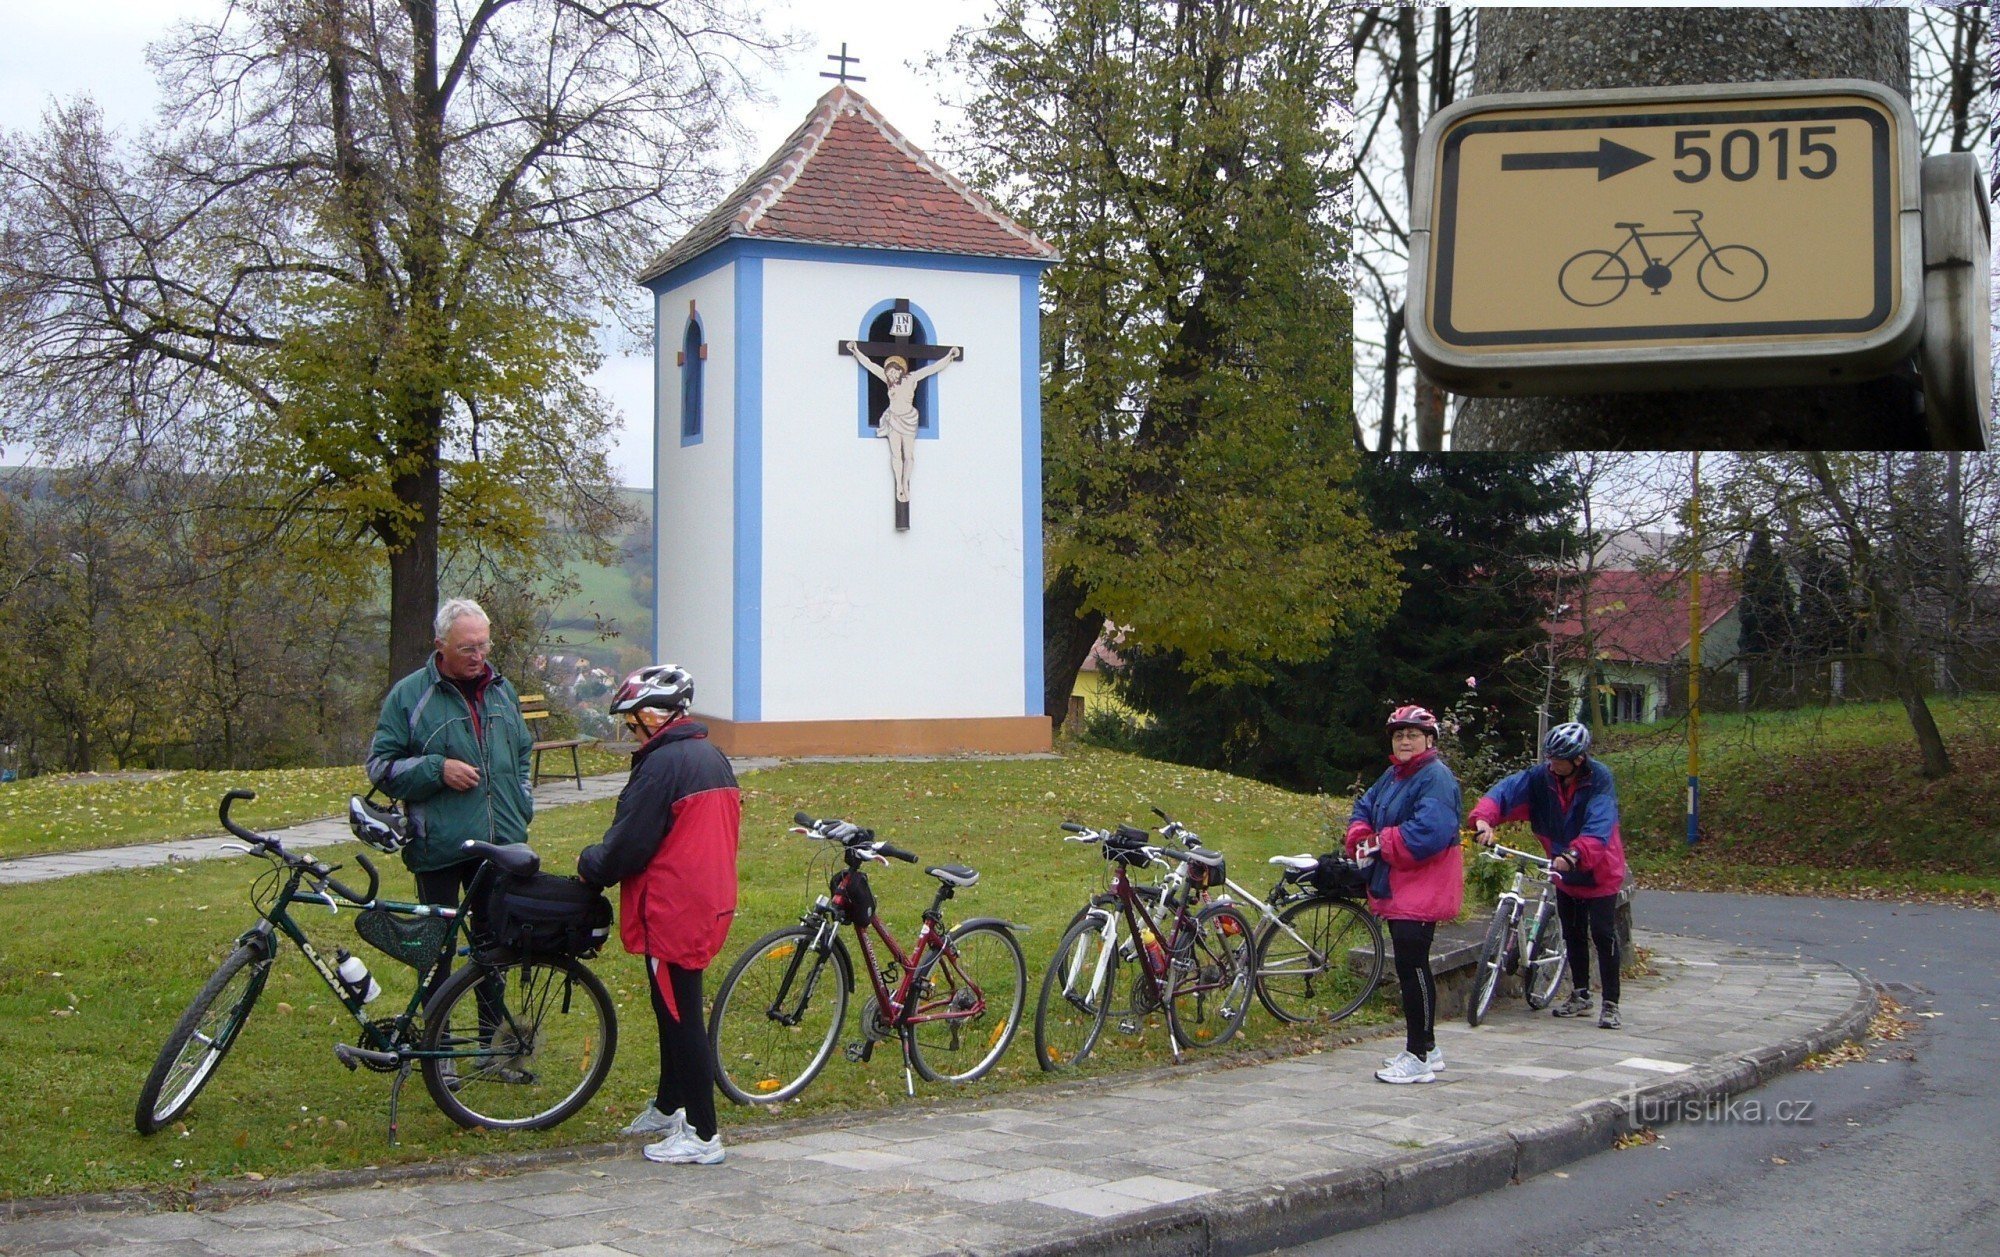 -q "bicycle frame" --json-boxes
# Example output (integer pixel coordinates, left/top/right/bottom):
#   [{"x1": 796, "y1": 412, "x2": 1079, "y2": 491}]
[
  {"x1": 1071, "y1": 855, "x2": 1195, "y2": 1056},
  {"x1": 240, "y1": 858, "x2": 469, "y2": 1062},
  {"x1": 1616, "y1": 216, "x2": 1711, "y2": 269}
]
